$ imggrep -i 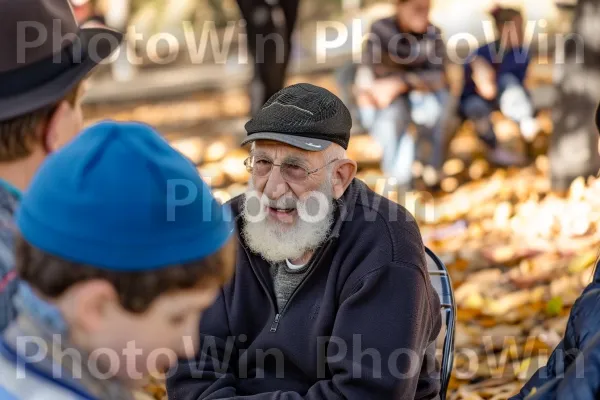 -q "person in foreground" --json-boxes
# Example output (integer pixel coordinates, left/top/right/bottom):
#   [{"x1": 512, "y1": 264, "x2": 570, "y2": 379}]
[
  {"x1": 0, "y1": 121, "x2": 235, "y2": 400},
  {"x1": 167, "y1": 83, "x2": 442, "y2": 400},
  {"x1": 0, "y1": 0, "x2": 122, "y2": 332},
  {"x1": 509, "y1": 105, "x2": 600, "y2": 400}
]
